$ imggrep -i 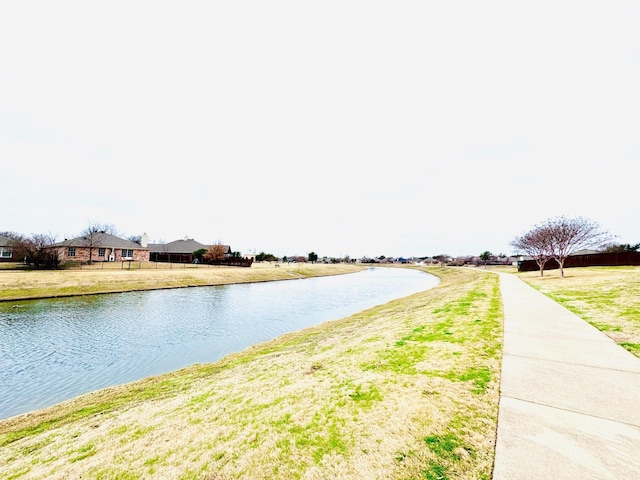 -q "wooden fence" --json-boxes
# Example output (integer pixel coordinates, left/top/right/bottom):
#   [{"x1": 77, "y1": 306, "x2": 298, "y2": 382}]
[
  {"x1": 150, "y1": 253, "x2": 253, "y2": 267},
  {"x1": 517, "y1": 252, "x2": 640, "y2": 272}
]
